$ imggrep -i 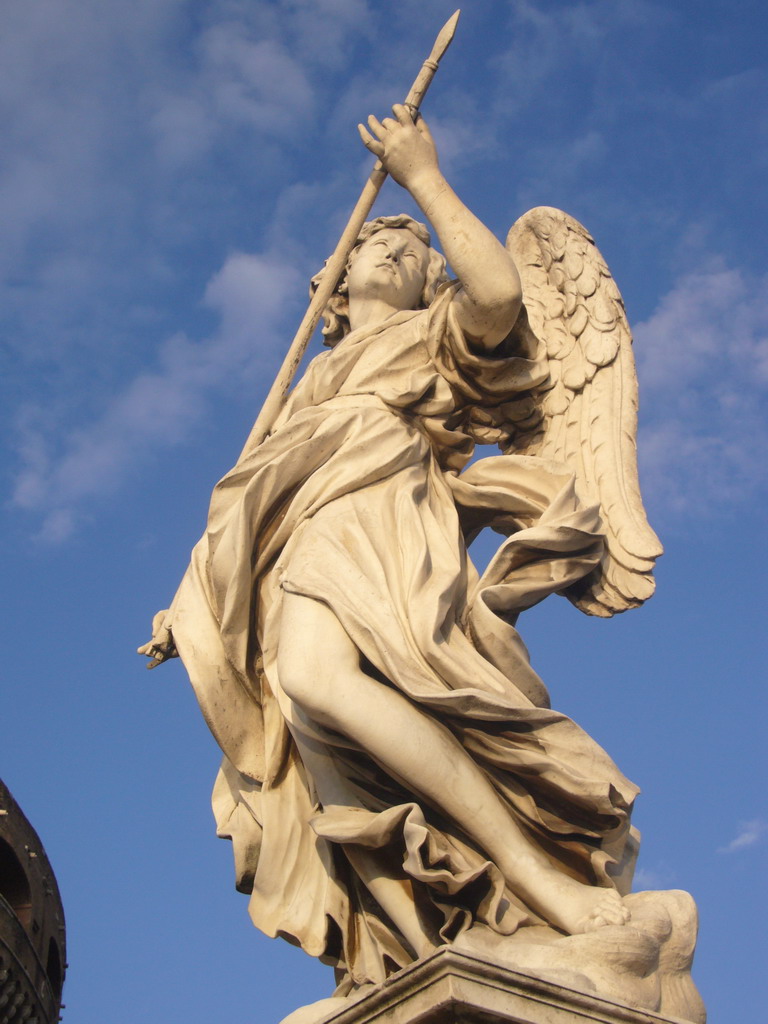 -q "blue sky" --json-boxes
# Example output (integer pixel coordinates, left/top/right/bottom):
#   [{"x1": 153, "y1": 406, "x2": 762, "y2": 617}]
[{"x1": 2, "y1": 1, "x2": 766, "y2": 1021}]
